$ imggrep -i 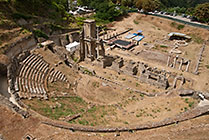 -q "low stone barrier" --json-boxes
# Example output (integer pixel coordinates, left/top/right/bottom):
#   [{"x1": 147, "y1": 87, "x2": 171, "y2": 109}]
[
  {"x1": 194, "y1": 43, "x2": 206, "y2": 75},
  {"x1": 42, "y1": 105, "x2": 209, "y2": 133},
  {"x1": 0, "y1": 94, "x2": 29, "y2": 118}
]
